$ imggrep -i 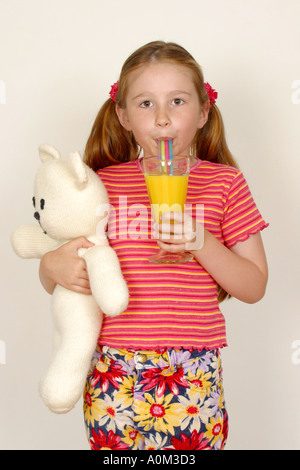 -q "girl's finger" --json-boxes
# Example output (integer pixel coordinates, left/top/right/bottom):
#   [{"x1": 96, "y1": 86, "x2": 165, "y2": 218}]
[
  {"x1": 157, "y1": 240, "x2": 186, "y2": 253},
  {"x1": 158, "y1": 222, "x2": 185, "y2": 236}
]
